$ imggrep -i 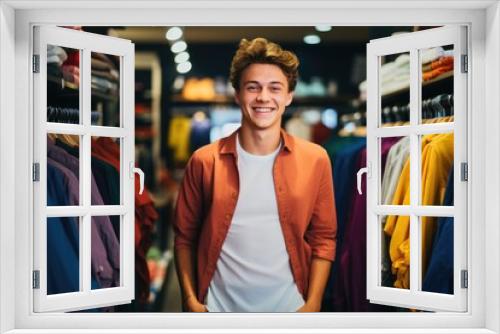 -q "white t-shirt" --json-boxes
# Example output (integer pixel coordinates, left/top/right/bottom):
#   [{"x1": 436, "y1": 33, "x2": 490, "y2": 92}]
[{"x1": 204, "y1": 135, "x2": 305, "y2": 312}]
